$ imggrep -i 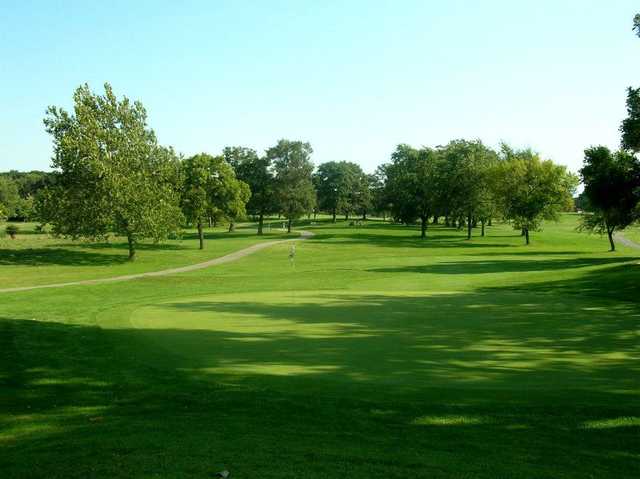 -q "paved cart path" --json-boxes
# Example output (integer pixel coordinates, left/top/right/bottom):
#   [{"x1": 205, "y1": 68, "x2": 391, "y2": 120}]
[
  {"x1": 615, "y1": 232, "x2": 640, "y2": 250},
  {"x1": 0, "y1": 230, "x2": 314, "y2": 294}
]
